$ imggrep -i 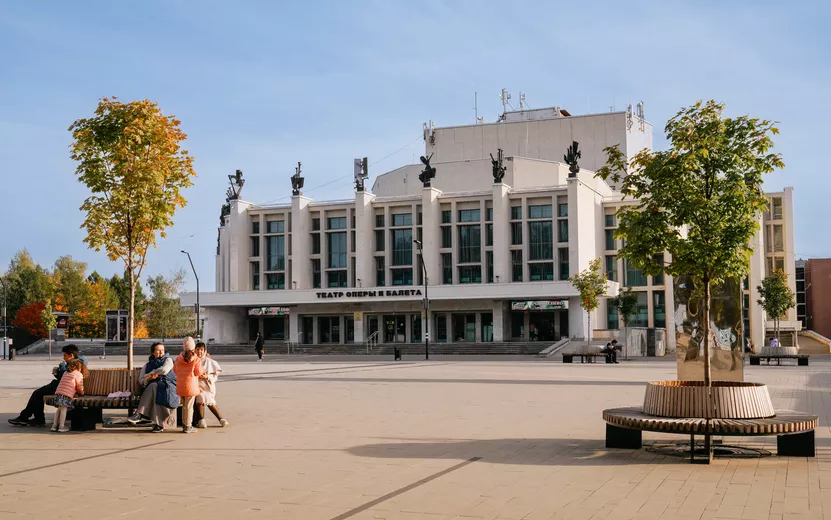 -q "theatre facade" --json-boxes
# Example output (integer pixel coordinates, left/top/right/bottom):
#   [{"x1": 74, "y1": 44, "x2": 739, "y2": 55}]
[{"x1": 183, "y1": 103, "x2": 793, "y2": 351}]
